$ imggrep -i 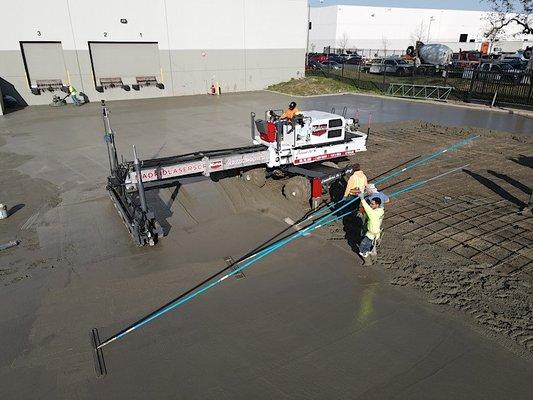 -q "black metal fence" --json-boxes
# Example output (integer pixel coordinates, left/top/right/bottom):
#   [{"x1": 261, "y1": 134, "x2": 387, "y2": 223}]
[{"x1": 308, "y1": 65, "x2": 533, "y2": 109}]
